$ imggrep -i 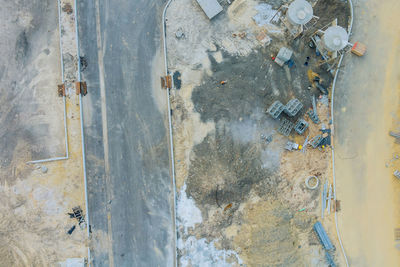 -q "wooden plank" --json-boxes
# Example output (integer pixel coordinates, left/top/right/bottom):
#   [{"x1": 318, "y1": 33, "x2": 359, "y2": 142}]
[
  {"x1": 75, "y1": 81, "x2": 81, "y2": 95},
  {"x1": 81, "y1": 81, "x2": 87, "y2": 96},
  {"x1": 161, "y1": 75, "x2": 172, "y2": 89},
  {"x1": 351, "y1": 42, "x2": 367, "y2": 56},
  {"x1": 161, "y1": 77, "x2": 166, "y2": 89},
  {"x1": 166, "y1": 75, "x2": 172, "y2": 89}
]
